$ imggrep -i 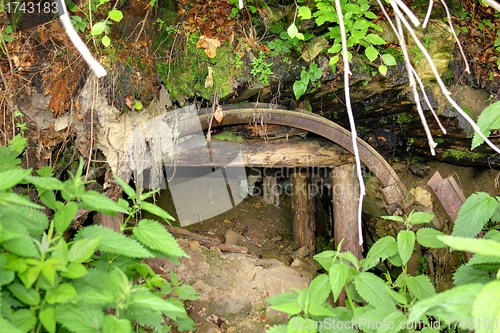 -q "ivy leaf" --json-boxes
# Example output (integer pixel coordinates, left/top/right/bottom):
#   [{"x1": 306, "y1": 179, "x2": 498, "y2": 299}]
[
  {"x1": 452, "y1": 192, "x2": 498, "y2": 238},
  {"x1": 101, "y1": 35, "x2": 111, "y2": 47},
  {"x1": 406, "y1": 275, "x2": 436, "y2": 300},
  {"x1": 365, "y1": 46, "x2": 378, "y2": 62},
  {"x1": 132, "y1": 219, "x2": 187, "y2": 258},
  {"x1": 354, "y1": 272, "x2": 396, "y2": 308},
  {"x1": 287, "y1": 23, "x2": 299, "y2": 39},
  {"x1": 365, "y1": 33, "x2": 386, "y2": 45},
  {"x1": 298, "y1": 6, "x2": 311, "y2": 20},
  {"x1": 91, "y1": 21, "x2": 106, "y2": 36},
  {"x1": 108, "y1": 9, "x2": 123, "y2": 22},
  {"x1": 329, "y1": 263, "x2": 348, "y2": 302},
  {"x1": 472, "y1": 100, "x2": 500, "y2": 149},
  {"x1": 397, "y1": 230, "x2": 415, "y2": 266},
  {"x1": 293, "y1": 80, "x2": 308, "y2": 100},
  {"x1": 381, "y1": 53, "x2": 397, "y2": 66},
  {"x1": 416, "y1": 228, "x2": 446, "y2": 248},
  {"x1": 378, "y1": 65, "x2": 388, "y2": 76}
]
